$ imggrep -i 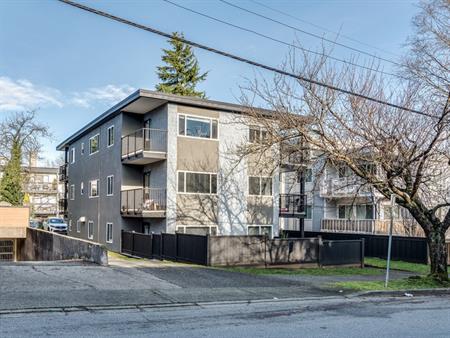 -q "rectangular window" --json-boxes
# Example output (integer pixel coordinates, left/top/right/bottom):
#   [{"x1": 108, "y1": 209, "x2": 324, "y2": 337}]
[
  {"x1": 88, "y1": 221, "x2": 94, "y2": 240},
  {"x1": 106, "y1": 223, "x2": 113, "y2": 243},
  {"x1": 248, "y1": 225, "x2": 273, "y2": 237},
  {"x1": 80, "y1": 182, "x2": 84, "y2": 195},
  {"x1": 69, "y1": 184, "x2": 75, "y2": 200},
  {"x1": 89, "y1": 179, "x2": 99, "y2": 198},
  {"x1": 305, "y1": 205, "x2": 312, "y2": 219},
  {"x1": 107, "y1": 126, "x2": 114, "y2": 147},
  {"x1": 89, "y1": 134, "x2": 99, "y2": 155},
  {"x1": 76, "y1": 220, "x2": 81, "y2": 233},
  {"x1": 355, "y1": 204, "x2": 374, "y2": 219},
  {"x1": 305, "y1": 168, "x2": 313, "y2": 183},
  {"x1": 107, "y1": 175, "x2": 114, "y2": 196},
  {"x1": 249, "y1": 126, "x2": 267, "y2": 143},
  {"x1": 248, "y1": 177, "x2": 272, "y2": 196},
  {"x1": 178, "y1": 114, "x2": 218, "y2": 139},
  {"x1": 177, "y1": 171, "x2": 217, "y2": 194},
  {"x1": 338, "y1": 205, "x2": 353, "y2": 219},
  {"x1": 70, "y1": 148, "x2": 75, "y2": 164},
  {"x1": 81, "y1": 142, "x2": 84, "y2": 155},
  {"x1": 69, "y1": 220, "x2": 72, "y2": 232}
]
